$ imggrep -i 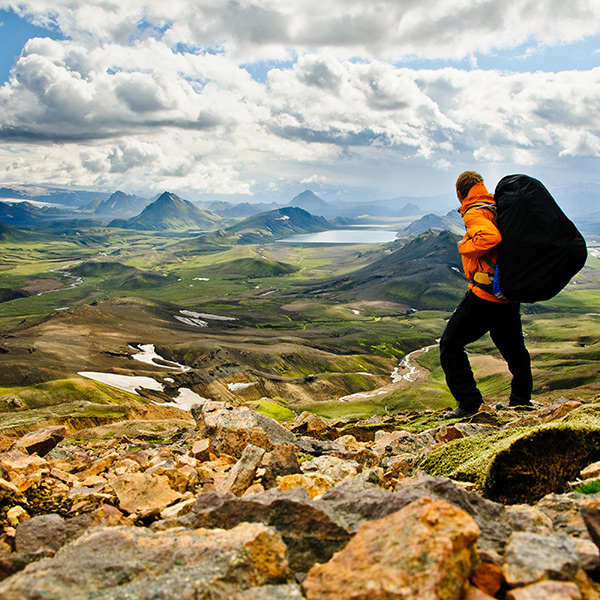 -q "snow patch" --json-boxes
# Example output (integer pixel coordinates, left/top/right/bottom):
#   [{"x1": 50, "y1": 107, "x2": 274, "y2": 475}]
[
  {"x1": 78, "y1": 372, "x2": 164, "y2": 396},
  {"x1": 168, "y1": 388, "x2": 212, "y2": 410},
  {"x1": 228, "y1": 382, "x2": 258, "y2": 392},
  {"x1": 174, "y1": 315, "x2": 209, "y2": 327},
  {"x1": 130, "y1": 344, "x2": 191, "y2": 371},
  {"x1": 180, "y1": 309, "x2": 237, "y2": 321}
]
